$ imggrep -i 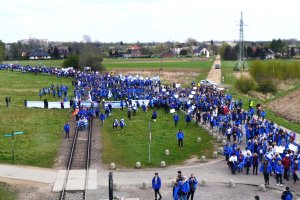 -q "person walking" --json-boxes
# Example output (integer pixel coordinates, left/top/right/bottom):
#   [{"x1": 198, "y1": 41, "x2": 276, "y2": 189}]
[
  {"x1": 64, "y1": 122, "x2": 70, "y2": 138},
  {"x1": 5, "y1": 97, "x2": 9, "y2": 107},
  {"x1": 187, "y1": 174, "x2": 198, "y2": 200},
  {"x1": 174, "y1": 113, "x2": 179, "y2": 127},
  {"x1": 24, "y1": 99, "x2": 27, "y2": 108},
  {"x1": 282, "y1": 154, "x2": 291, "y2": 181},
  {"x1": 275, "y1": 160, "x2": 284, "y2": 187},
  {"x1": 178, "y1": 176, "x2": 190, "y2": 200},
  {"x1": 100, "y1": 113, "x2": 106, "y2": 126},
  {"x1": 177, "y1": 129, "x2": 184, "y2": 149},
  {"x1": 260, "y1": 159, "x2": 272, "y2": 187},
  {"x1": 152, "y1": 172, "x2": 162, "y2": 200}
]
